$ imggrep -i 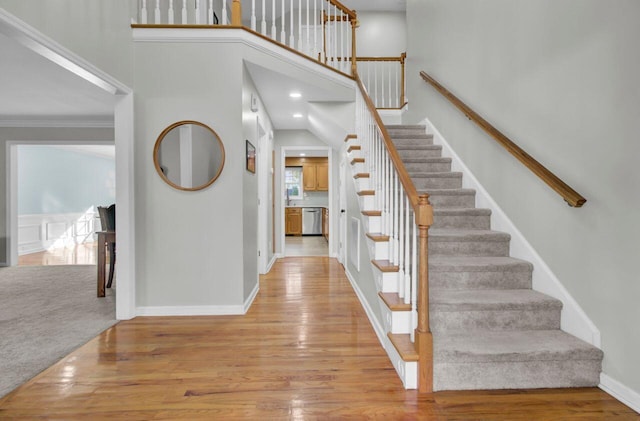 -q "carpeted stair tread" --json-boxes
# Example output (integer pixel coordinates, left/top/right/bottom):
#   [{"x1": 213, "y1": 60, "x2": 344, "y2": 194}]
[
  {"x1": 431, "y1": 289, "x2": 562, "y2": 311},
  {"x1": 395, "y1": 144, "x2": 442, "y2": 151},
  {"x1": 430, "y1": 256, "x2": 533, "y2": 273},
  {"x1": 410, "y1": 172, "x2": 463, "y2": 178},
  {"x1": 389, "y1": 133, "x2": 433, "y2": 140},
  {"x1": 403, "y1": 157, "x2": 452, "y2": 164},
  {"x1": 434, "y1": 330, "x2": 603, "y2": 363},
  {"x1": 386, "y1": 124, "x2": 427, "y2": 130},
  {"x1": 433, "y1": 208, "x2": 491, "y2": 217},
  {"x1": 430, "y1": 229, "x2": 510, "y2": 242}
]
